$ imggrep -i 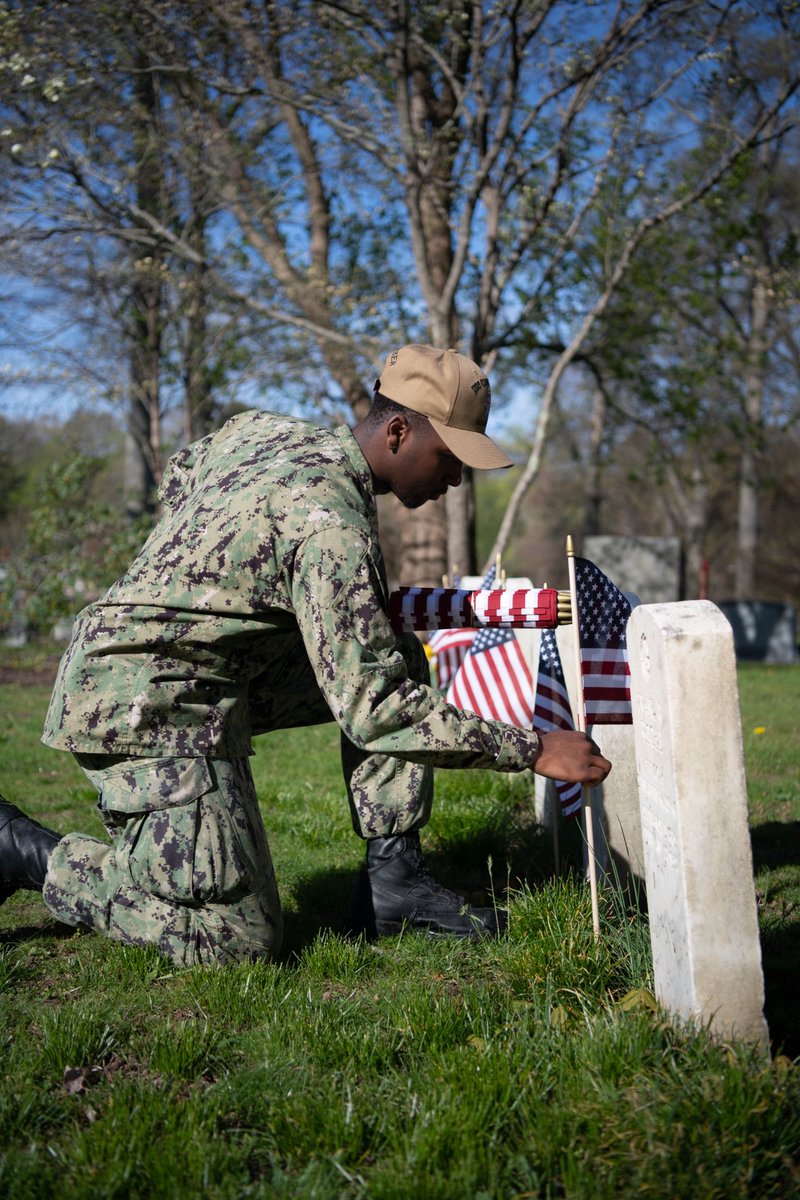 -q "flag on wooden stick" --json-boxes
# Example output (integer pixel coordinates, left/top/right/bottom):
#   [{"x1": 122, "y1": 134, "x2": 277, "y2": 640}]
[
  {"x1": 574, "y1": 557, "x2": 633, "y2": 725},
  {"x1": 447, "y1": 565, "x2": 535, "y2": 727},
  {"x1": 428, "y1": 626, "x2": 477, "y2": 691},
  {"x1": 533, "y1": 628, "x2": 583, "y2": 819}
]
